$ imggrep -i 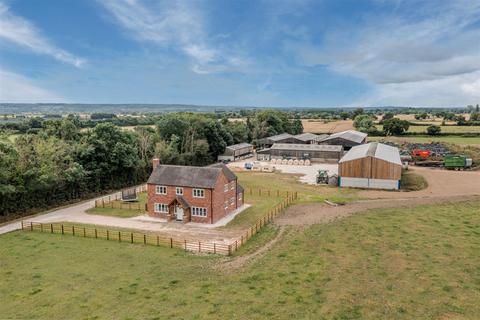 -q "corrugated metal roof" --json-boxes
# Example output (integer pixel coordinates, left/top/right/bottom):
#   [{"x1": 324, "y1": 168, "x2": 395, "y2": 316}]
[
  {"x1": 268, "y1": 133, "x2": 294, "y2": 141},
  {"x1": 148, "y1": 164, "x2": 236, "y2": 188},
  {"x1": 294, "y1": 132, "x2": 328, "y2": 142},
  {"x1": 320, "y1": 130, "x2": 367, "y2": 144},
  {"x1": 339, "y1": 142, "x2": 402, "y2": 165},
  {"x1": 225, "y1": 142, "x2": 253, "y2": 151},
  {"x1": 271, "y1": 143, "x2": 343, "y2": 152}
]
